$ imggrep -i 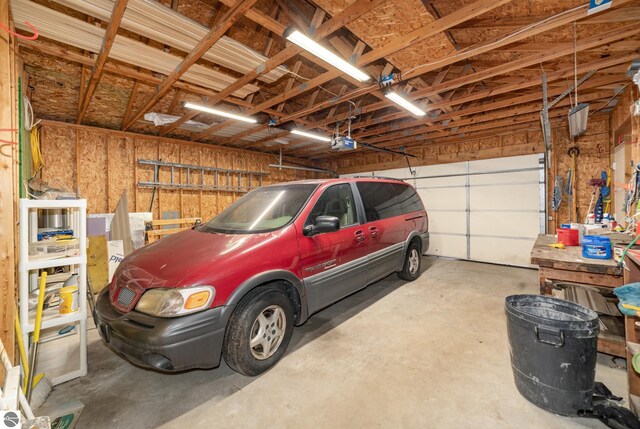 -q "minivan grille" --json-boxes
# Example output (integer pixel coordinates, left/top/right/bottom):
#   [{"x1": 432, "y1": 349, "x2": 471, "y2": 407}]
[{"x1": 117, "y1": 287, "x2": 136, "y2": 308}]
